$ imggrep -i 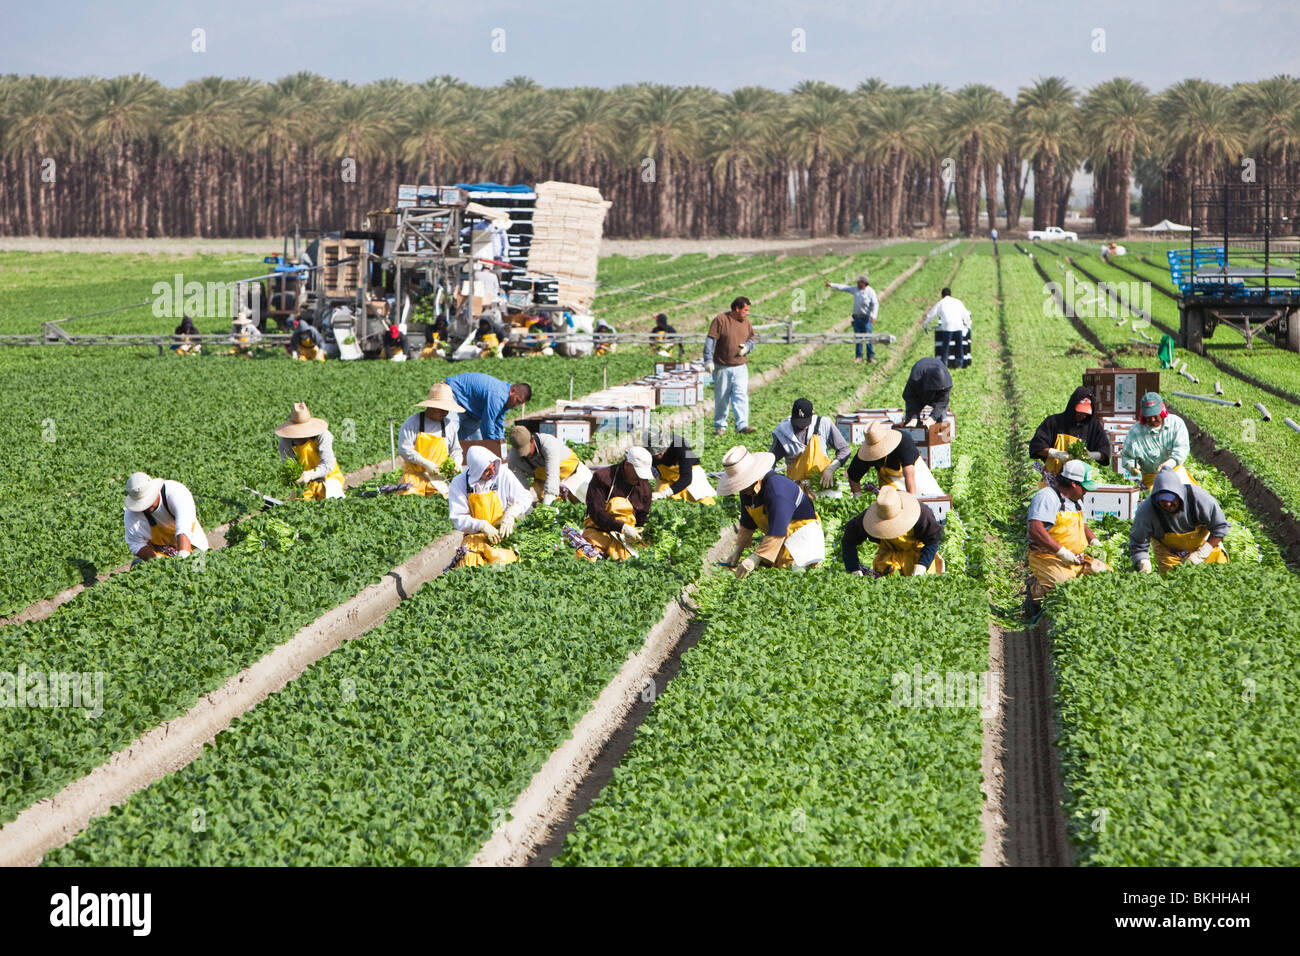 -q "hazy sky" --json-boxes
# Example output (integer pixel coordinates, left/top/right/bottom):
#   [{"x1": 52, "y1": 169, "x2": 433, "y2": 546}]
[{"x1": 7, "y1": 0, "x2": 1297, "y2": 95}]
